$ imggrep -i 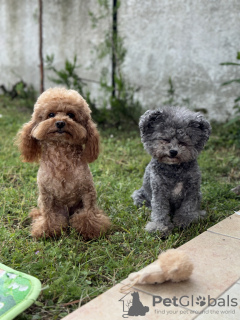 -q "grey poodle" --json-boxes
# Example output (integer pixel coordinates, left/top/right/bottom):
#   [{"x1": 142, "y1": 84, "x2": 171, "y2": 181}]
[{"x1": 132, "y1": 106, "x2": 211, "y2": 236}]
